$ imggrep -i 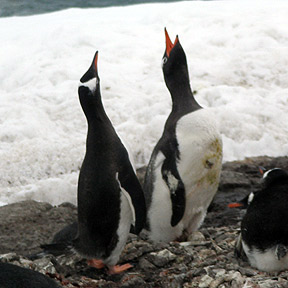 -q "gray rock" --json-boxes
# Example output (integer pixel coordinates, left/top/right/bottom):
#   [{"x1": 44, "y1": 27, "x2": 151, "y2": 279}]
[
  {"x1": 138, "y1": 257, "x2": 156, "y2": 271},
  {"x1": 0, "y1": 200, "x2": 77, "y2": 255},
  {"x1": 148, "y1": 249, "x2": 177, "y2": 267},
  {"x1": 120, "y1": 273, "x2": 147, "y2": 287},
  {"x1": 198, "y1": 275, "x2": 213, "y2": 288}
]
